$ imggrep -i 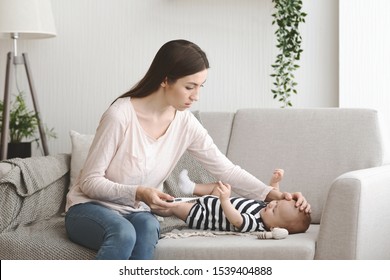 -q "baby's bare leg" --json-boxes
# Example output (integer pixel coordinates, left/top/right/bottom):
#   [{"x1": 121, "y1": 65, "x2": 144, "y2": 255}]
[
  {"x1": 170, "y1": 202, "x2": 195, "y2": 221},
  {"x1": 152, "y1": 208, "x2": 174, "y2": 217},
  {"x1": 193, "y1": 182, "x2": 219, "y2": 196},
  {"x1": 153, "y1": 202, "x2": 196, "y2": 222}
]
